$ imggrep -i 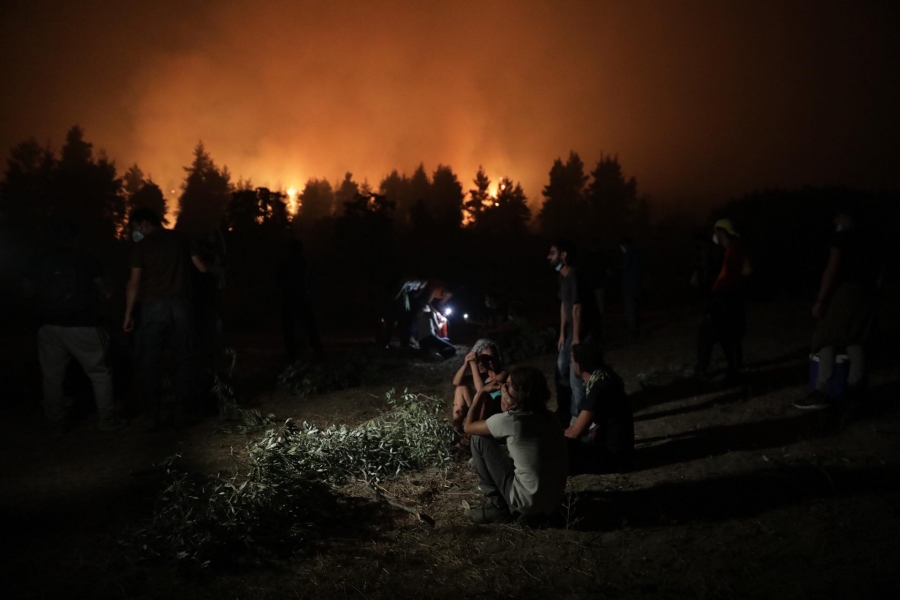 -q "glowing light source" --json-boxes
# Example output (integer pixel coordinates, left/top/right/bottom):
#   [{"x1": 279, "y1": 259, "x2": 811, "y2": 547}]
[
  {"x1": 444, "y1": 308, "x2": 452, "y2": 316},
  {"x1": 286, "y1": 186, "x2": 299, "y2": 215}
]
